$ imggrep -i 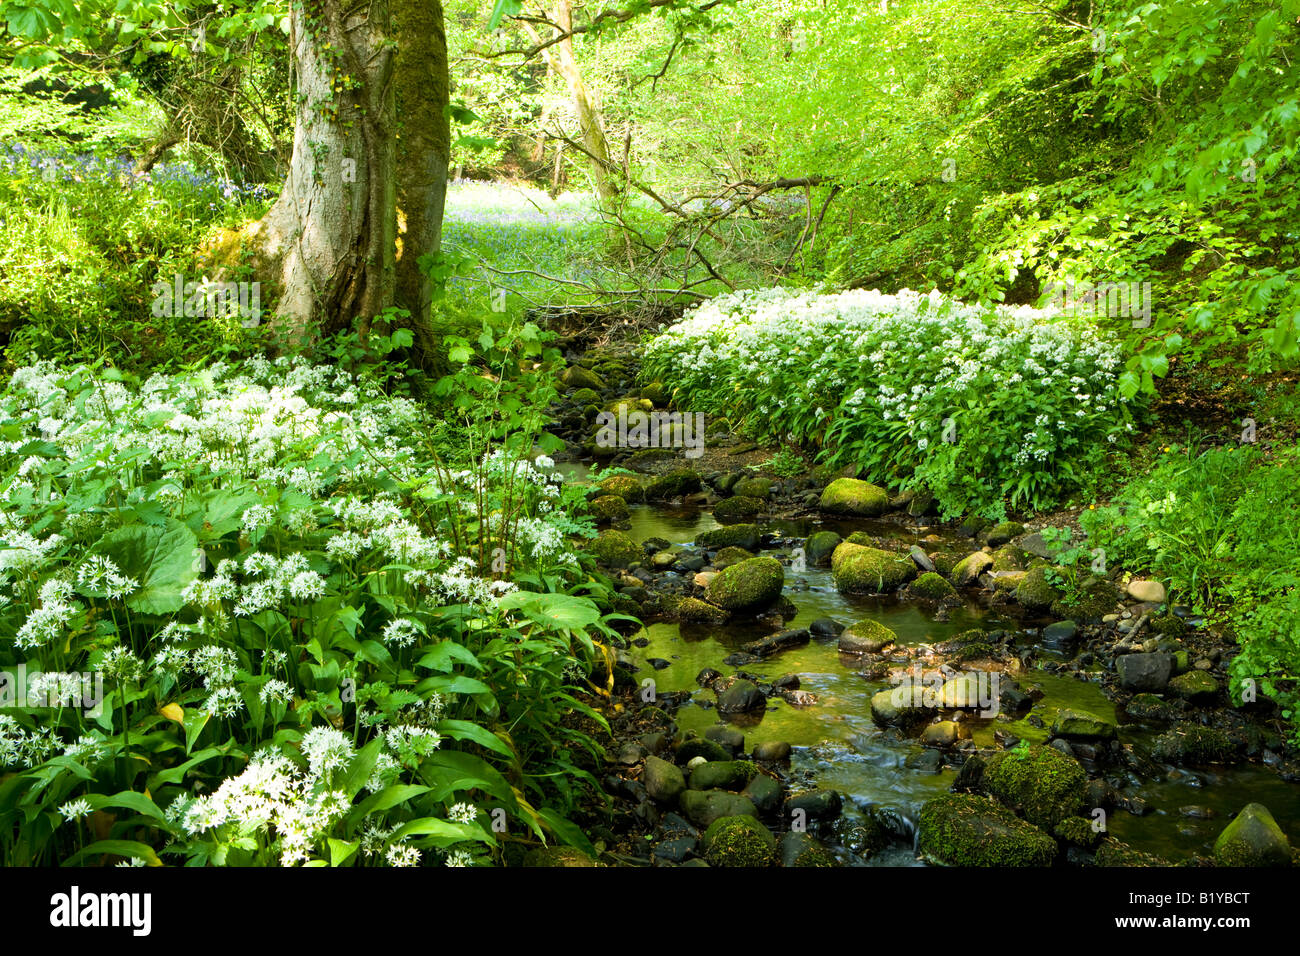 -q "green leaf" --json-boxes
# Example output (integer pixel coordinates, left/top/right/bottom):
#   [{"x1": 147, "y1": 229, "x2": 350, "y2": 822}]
[
  {"x1": 92, "y1": 519, "x2": 199, "y2": 615},
  {"x1": 435, "y1": 719, "x2": 515, "y2": 758}
]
